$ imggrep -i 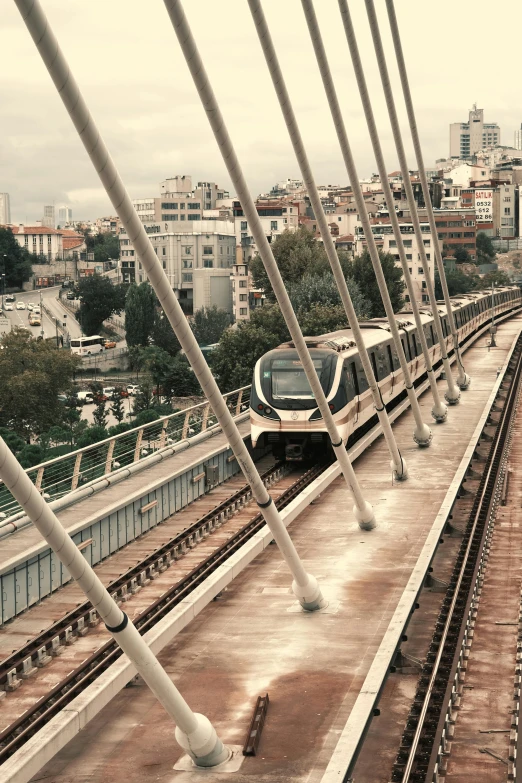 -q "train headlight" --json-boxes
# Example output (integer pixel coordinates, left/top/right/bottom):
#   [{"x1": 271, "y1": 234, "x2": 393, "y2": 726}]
[{"x1": 265, "y1": 406, "x2": 272, "y2": 415}]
